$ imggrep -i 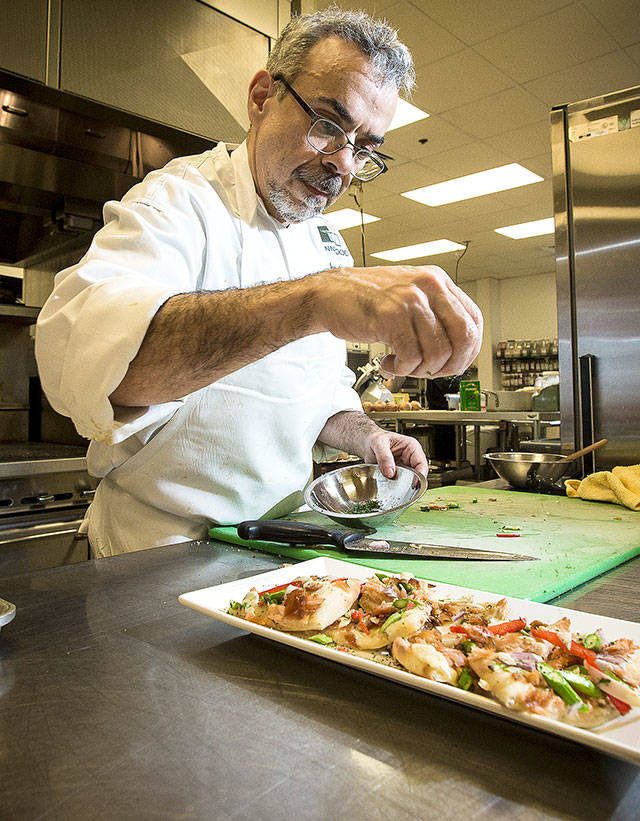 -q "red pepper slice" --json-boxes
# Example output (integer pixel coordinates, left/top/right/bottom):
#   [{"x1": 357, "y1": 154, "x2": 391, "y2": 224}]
[
  {"x1": 487, "y1": 617, "x2": 527, "y2": 636},
  {"x1": 496, "y1": 533, "x2": 520, "y2": 537},
  {"x1": 451, "y1": 619, "x2": 526, "y2": 637},
  {"x1": 259, "y1": 582, "x2": 291, "y2": 596},
  {"x1": 350, "y1": 610, "x2": 369, "y2": 633},
  {"x1": 606, "y1": 693, "x2": 632, "y2": 715},
  {"x1": 530, "y1": 628, "x2": 599, "y2": 665},
  {"x1": 570, "y1": 640, "x2": 597, "y2": 665}
]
